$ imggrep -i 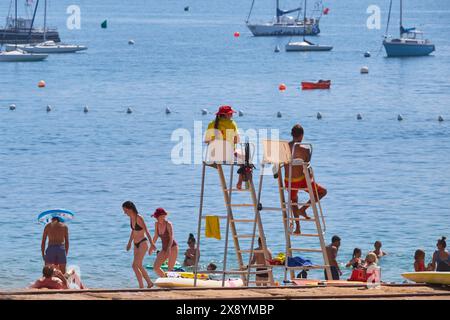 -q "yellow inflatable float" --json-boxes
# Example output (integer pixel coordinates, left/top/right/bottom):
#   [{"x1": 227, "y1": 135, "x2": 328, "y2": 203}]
[{"x1": 402, "y1": 272, "x2": 450, "y2": 285}]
